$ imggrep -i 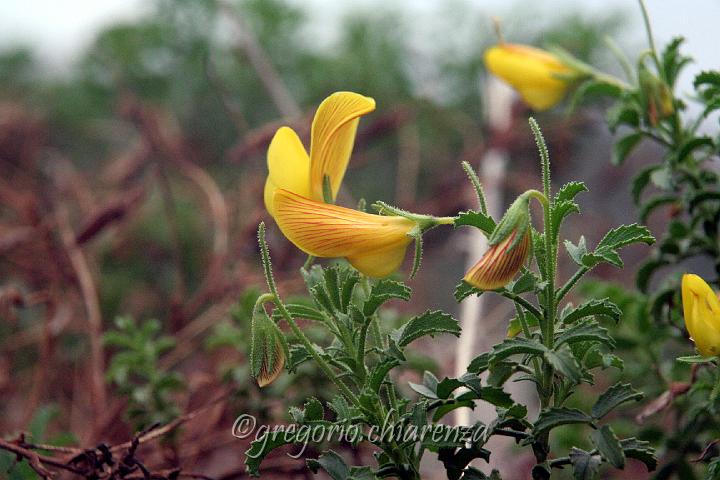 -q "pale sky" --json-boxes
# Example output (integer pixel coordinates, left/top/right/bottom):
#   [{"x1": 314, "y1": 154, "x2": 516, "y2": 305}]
[{"x1": 0, "y1": 0, "x2": 717, "y2": 97}]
